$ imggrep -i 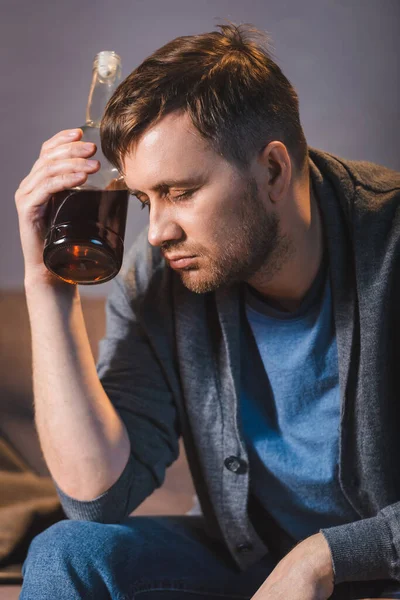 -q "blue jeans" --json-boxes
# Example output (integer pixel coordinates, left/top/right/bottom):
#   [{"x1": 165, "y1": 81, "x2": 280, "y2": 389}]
[{"x1": 20, "y1": 516, "x2": 400, "y2": 599}]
